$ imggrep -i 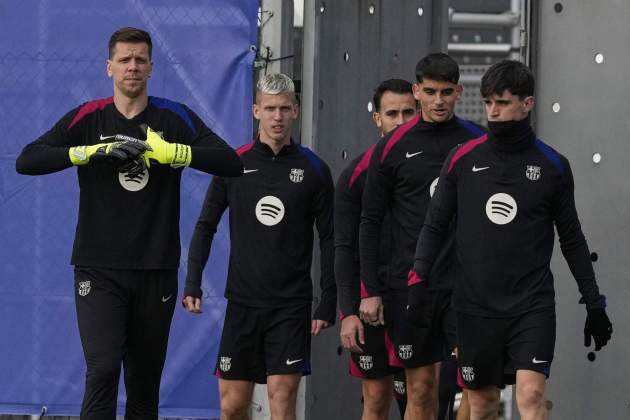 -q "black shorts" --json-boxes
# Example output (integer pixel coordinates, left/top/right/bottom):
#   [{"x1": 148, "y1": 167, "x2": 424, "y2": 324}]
[
  {"x1": 215, "y1": 301, "x2": 311, "y2": 384},
  {"x1": 385, "y1": 289, "x2": 456, "y2": 369},
  {"x1": 349, "y1": 324, "x2": 401, "y2": 379},
  {"x1": 456, "y1": 308, "x2": 555, "y2": 389}
]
